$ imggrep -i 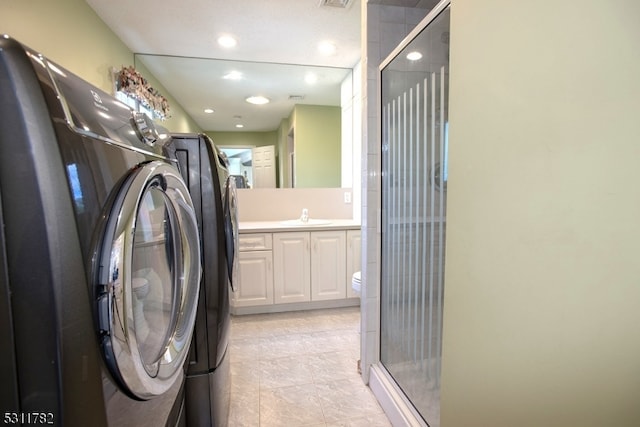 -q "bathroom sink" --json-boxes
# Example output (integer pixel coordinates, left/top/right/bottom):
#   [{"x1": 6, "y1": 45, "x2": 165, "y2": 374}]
[{"x1": 280, "y1": 219, "x2": 332, "y2": 226}]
